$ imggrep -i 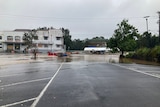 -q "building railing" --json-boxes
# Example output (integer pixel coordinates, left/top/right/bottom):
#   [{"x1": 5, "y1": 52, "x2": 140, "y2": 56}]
[
  {"x1": 54, "y1": 40, "x2": 63, "y2": 45},
  {"x1": 4, "y1": 40, "x2": 23, "y2": 43},
  {"x1": 33, "y1": 40, "x2": 53, "y2": 44}
]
